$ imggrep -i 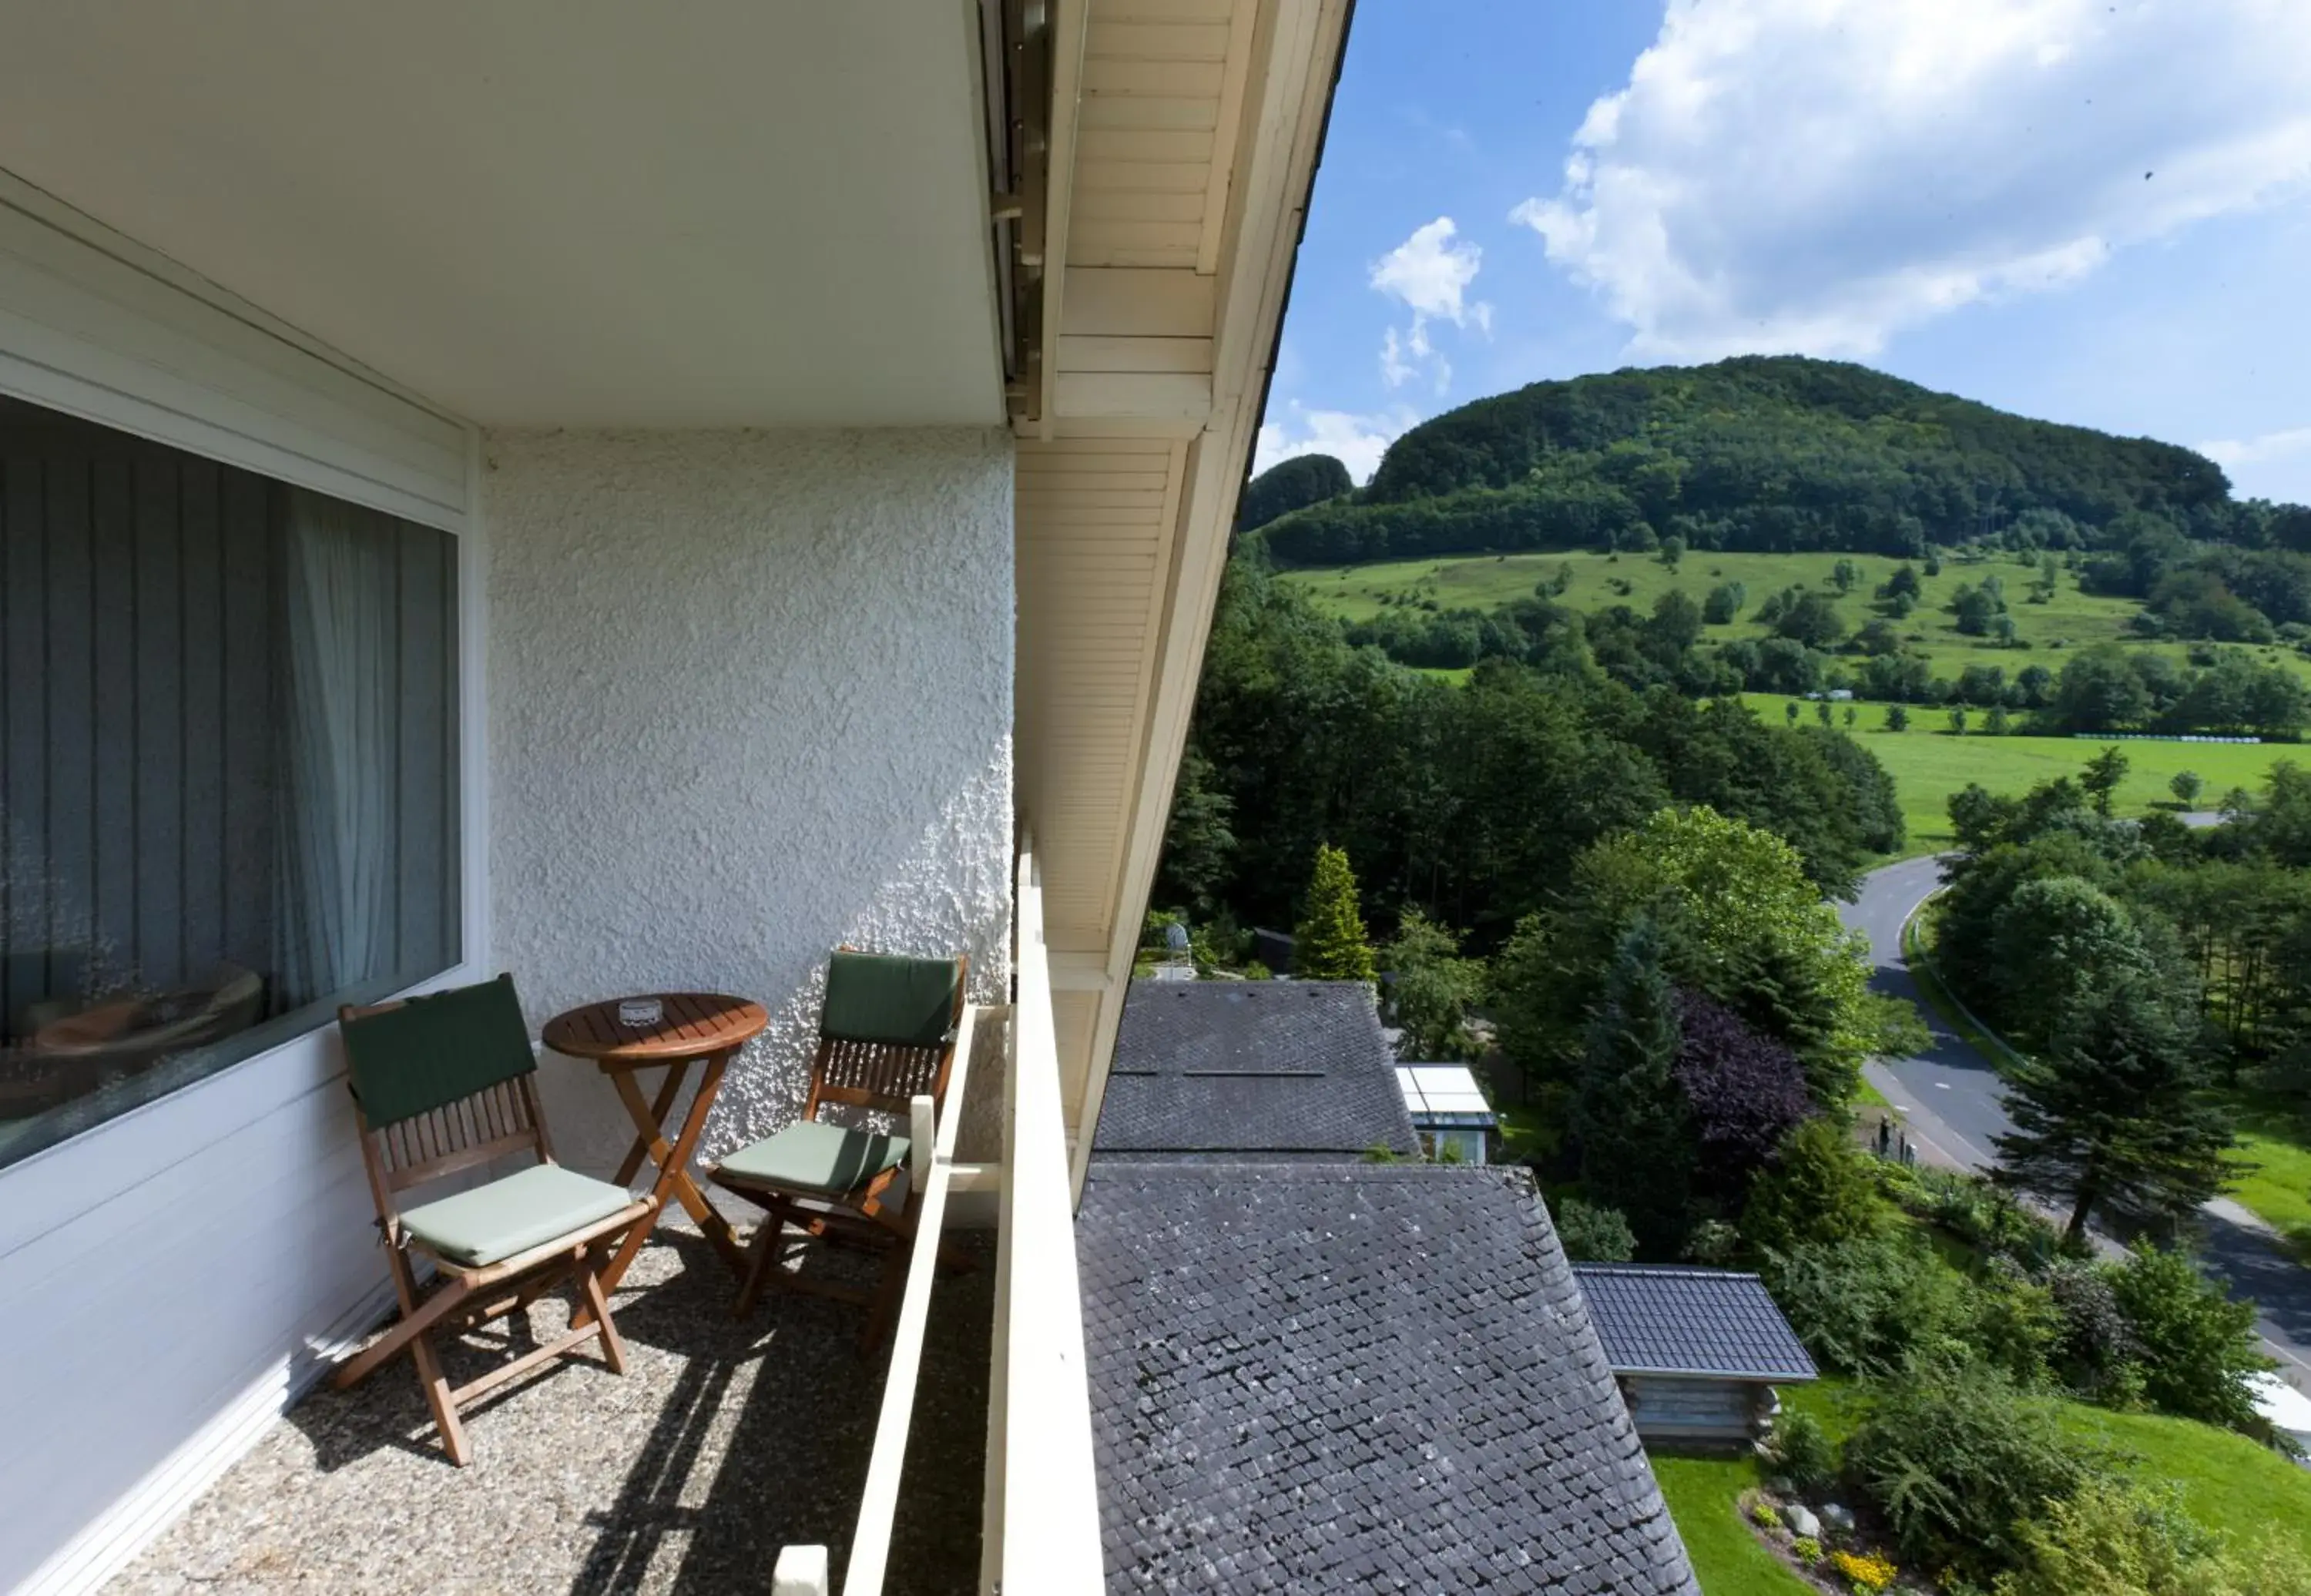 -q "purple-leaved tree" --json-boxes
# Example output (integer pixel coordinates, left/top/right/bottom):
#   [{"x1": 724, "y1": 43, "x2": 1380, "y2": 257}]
[{"x1": 1671, "y1": 988, "x2": 1813, "y2": 1193}]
